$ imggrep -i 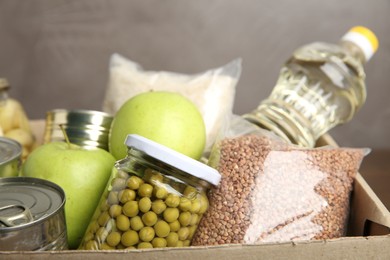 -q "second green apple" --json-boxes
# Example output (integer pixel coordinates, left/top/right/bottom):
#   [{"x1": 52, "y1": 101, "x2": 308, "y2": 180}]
[{"x1": 109, "y1": 91, "x2": 206, "y2": 160}]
